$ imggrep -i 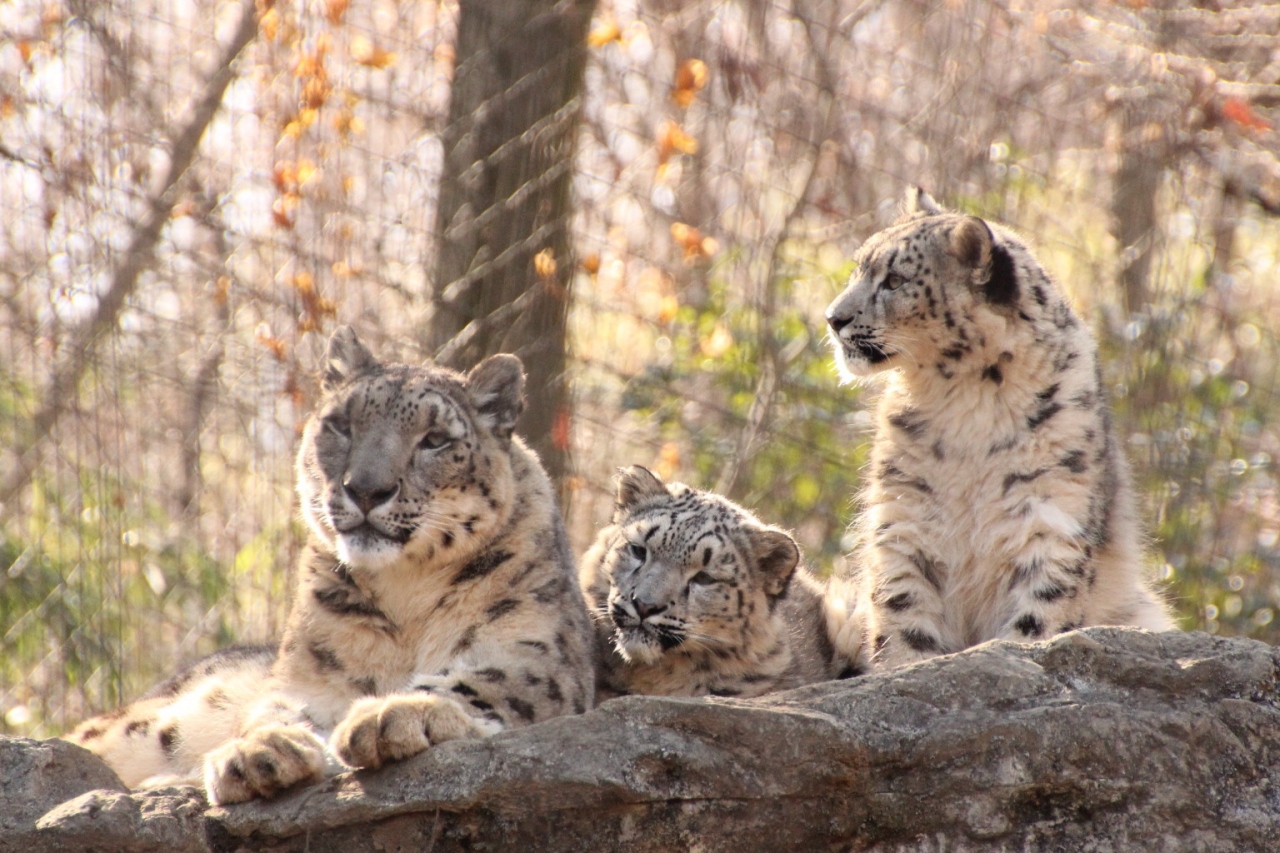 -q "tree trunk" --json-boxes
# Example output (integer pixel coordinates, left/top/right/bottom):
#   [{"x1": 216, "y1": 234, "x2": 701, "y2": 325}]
[
  {"x1": 1110, "y1": 106, "x2": 1162, "y2": 317},
  {"x1": 428, "y1": 0, "x2": 597, "y2": 488}
]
